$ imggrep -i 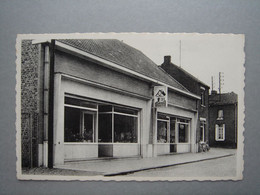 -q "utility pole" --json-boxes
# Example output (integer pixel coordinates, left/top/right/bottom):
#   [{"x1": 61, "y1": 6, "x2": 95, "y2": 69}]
[
  {"x1": 218, "y1": 72, "x2": 224, "y2": 101},
  {"x1": 179, "y1": 40, "x2": 182, "y2": 67},
  {"x1": 219, "y1": 72, "x2": 224, "y2": 94},
  {"x1": 211, "y1": 76, "x2": 214, "y2": 91}
]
